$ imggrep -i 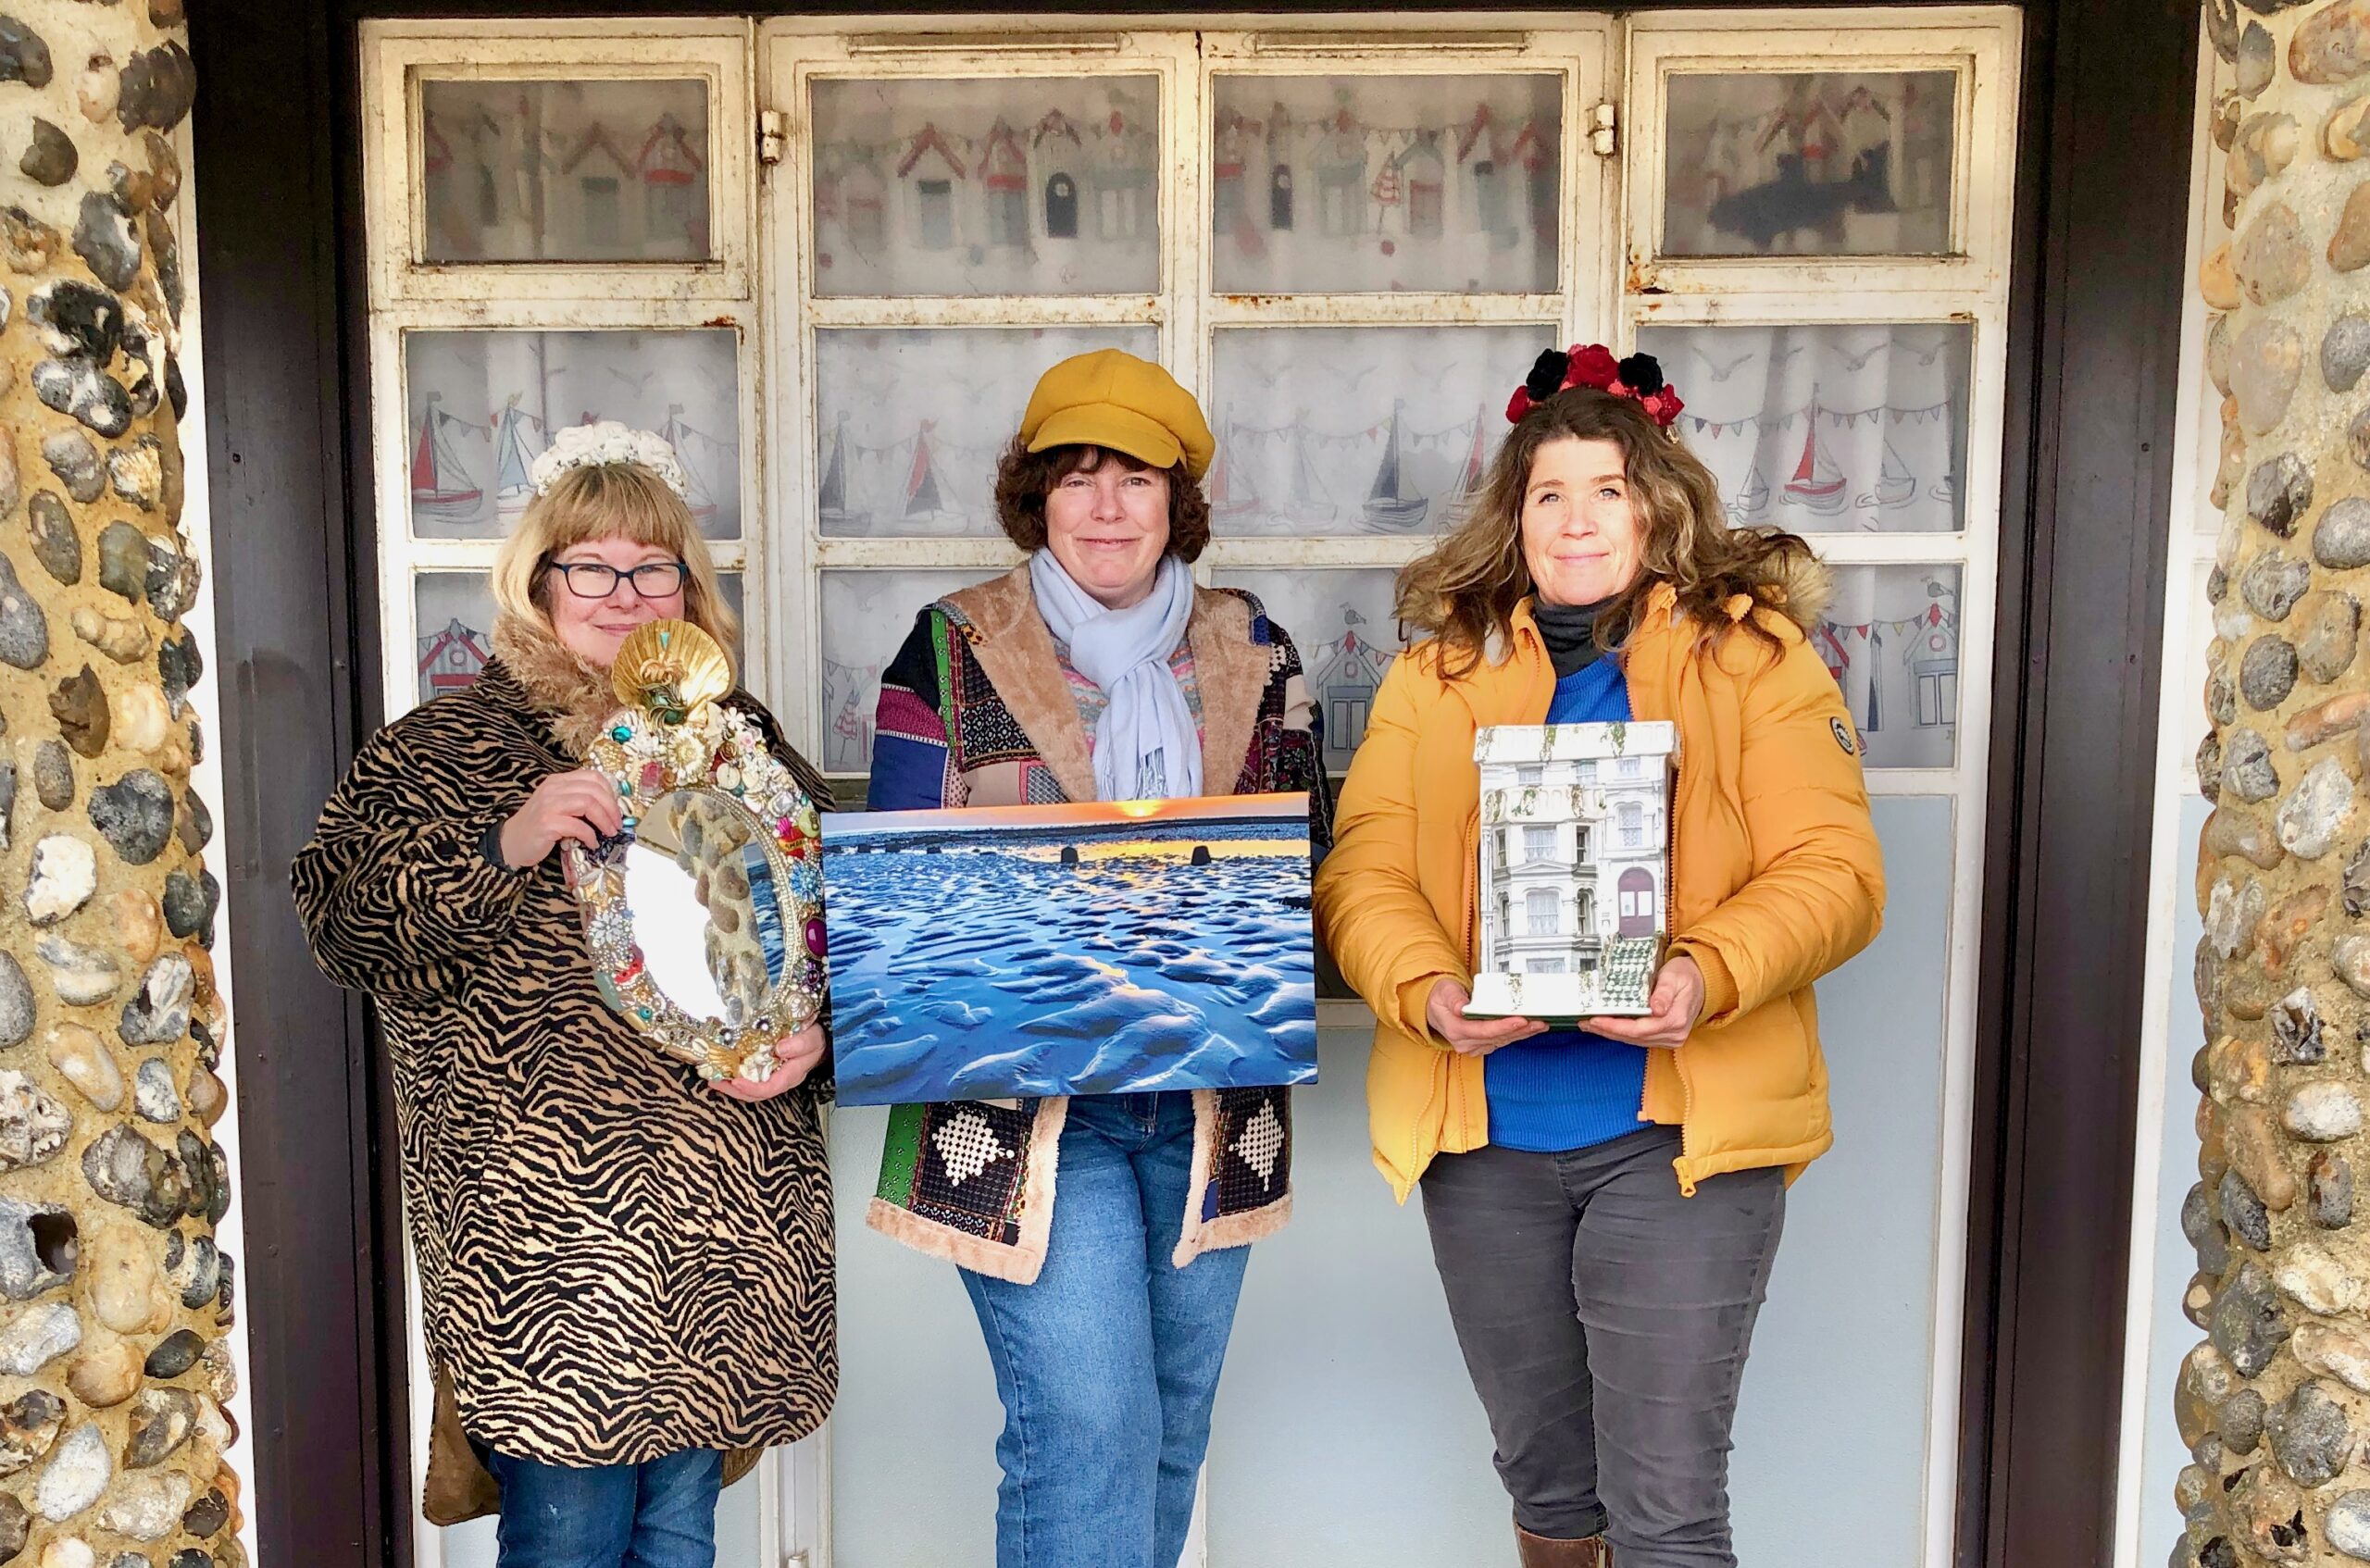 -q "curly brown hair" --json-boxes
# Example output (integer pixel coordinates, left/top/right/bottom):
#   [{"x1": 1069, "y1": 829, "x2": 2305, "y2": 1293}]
[
  {"x1": 992, "y1": 438, "x2": 1213, "y2": 564},
  {"x1": 1394, "y1": 386, "x2": 1815, "y2": 679}
]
